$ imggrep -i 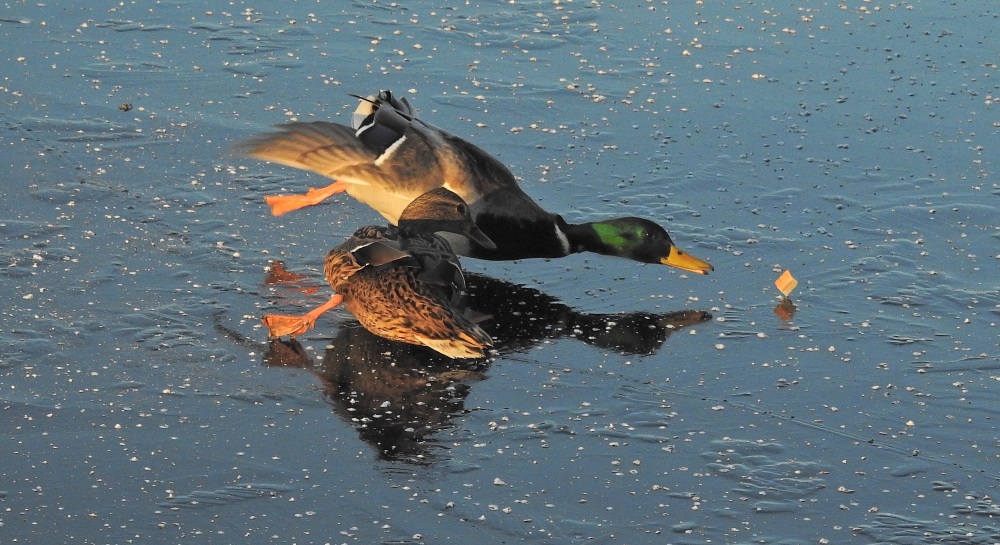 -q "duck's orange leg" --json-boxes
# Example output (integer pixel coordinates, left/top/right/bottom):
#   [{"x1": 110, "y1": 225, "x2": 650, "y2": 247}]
[
  {"x1": 265, "y1": 181, "x2": 349, "y2": 216},
  {"x1": 263, "y1": 294, "x2": 344, "y2": 338}
]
